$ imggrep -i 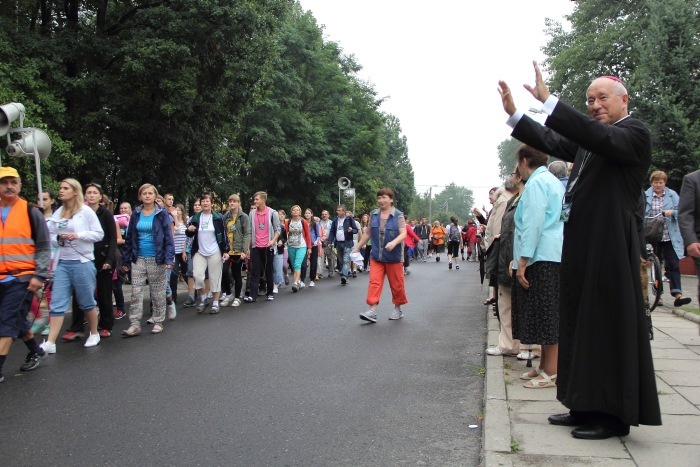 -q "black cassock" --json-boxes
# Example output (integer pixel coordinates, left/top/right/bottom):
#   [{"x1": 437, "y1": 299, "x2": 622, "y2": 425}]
[{"x1": 512, "y1": 100, "x2": 661, "y2": 427}]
